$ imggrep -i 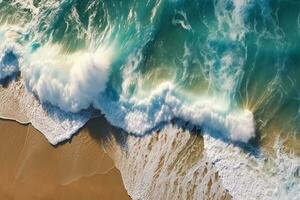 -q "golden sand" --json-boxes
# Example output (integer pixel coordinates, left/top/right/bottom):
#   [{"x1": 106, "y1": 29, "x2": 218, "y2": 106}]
[{"x1": 0, "y1": 119, "x2": 131, "y2": 200}]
